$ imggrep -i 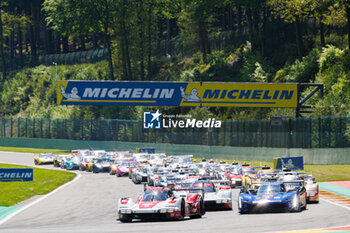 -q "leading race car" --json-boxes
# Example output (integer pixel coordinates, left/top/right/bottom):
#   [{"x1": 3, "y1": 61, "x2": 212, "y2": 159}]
[
  {"x1": 117, "y1": 187, "x2": 205, "y2": 222},
  {"x1": 238, "y1": 181, "x2": 307, "y2": 214}
]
